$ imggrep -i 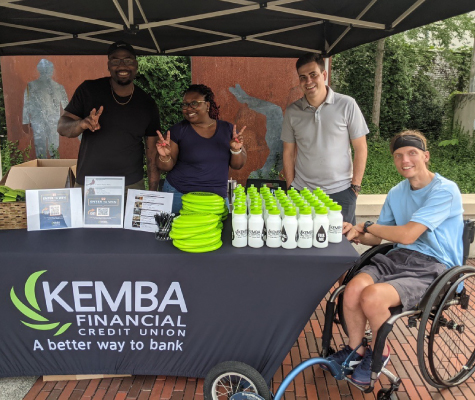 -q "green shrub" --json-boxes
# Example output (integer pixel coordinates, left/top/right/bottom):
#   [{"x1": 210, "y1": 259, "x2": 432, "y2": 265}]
[
  {"x1": 1, "y1": 139, "x2": 31, "y2": 176},
  {"x1": 362, "y1": 134, "x2": 475, "y2": 194},
  {"x1": 135, "y1": 56, "x2": 191, "y2": 131}
]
